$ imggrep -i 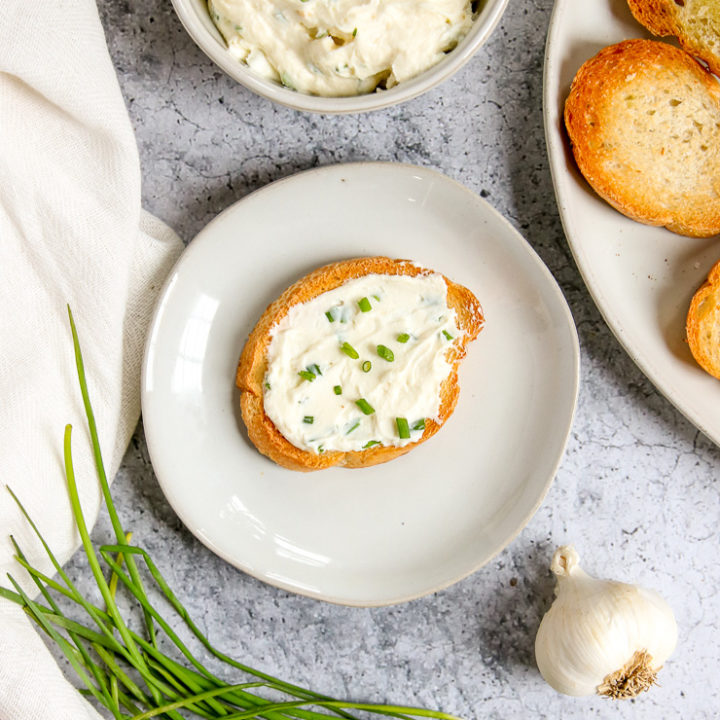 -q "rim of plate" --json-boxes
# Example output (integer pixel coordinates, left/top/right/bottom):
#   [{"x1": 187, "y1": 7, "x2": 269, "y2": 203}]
[{"x1": 141, "y1": 162, "x2": 580, "y2": 605}]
